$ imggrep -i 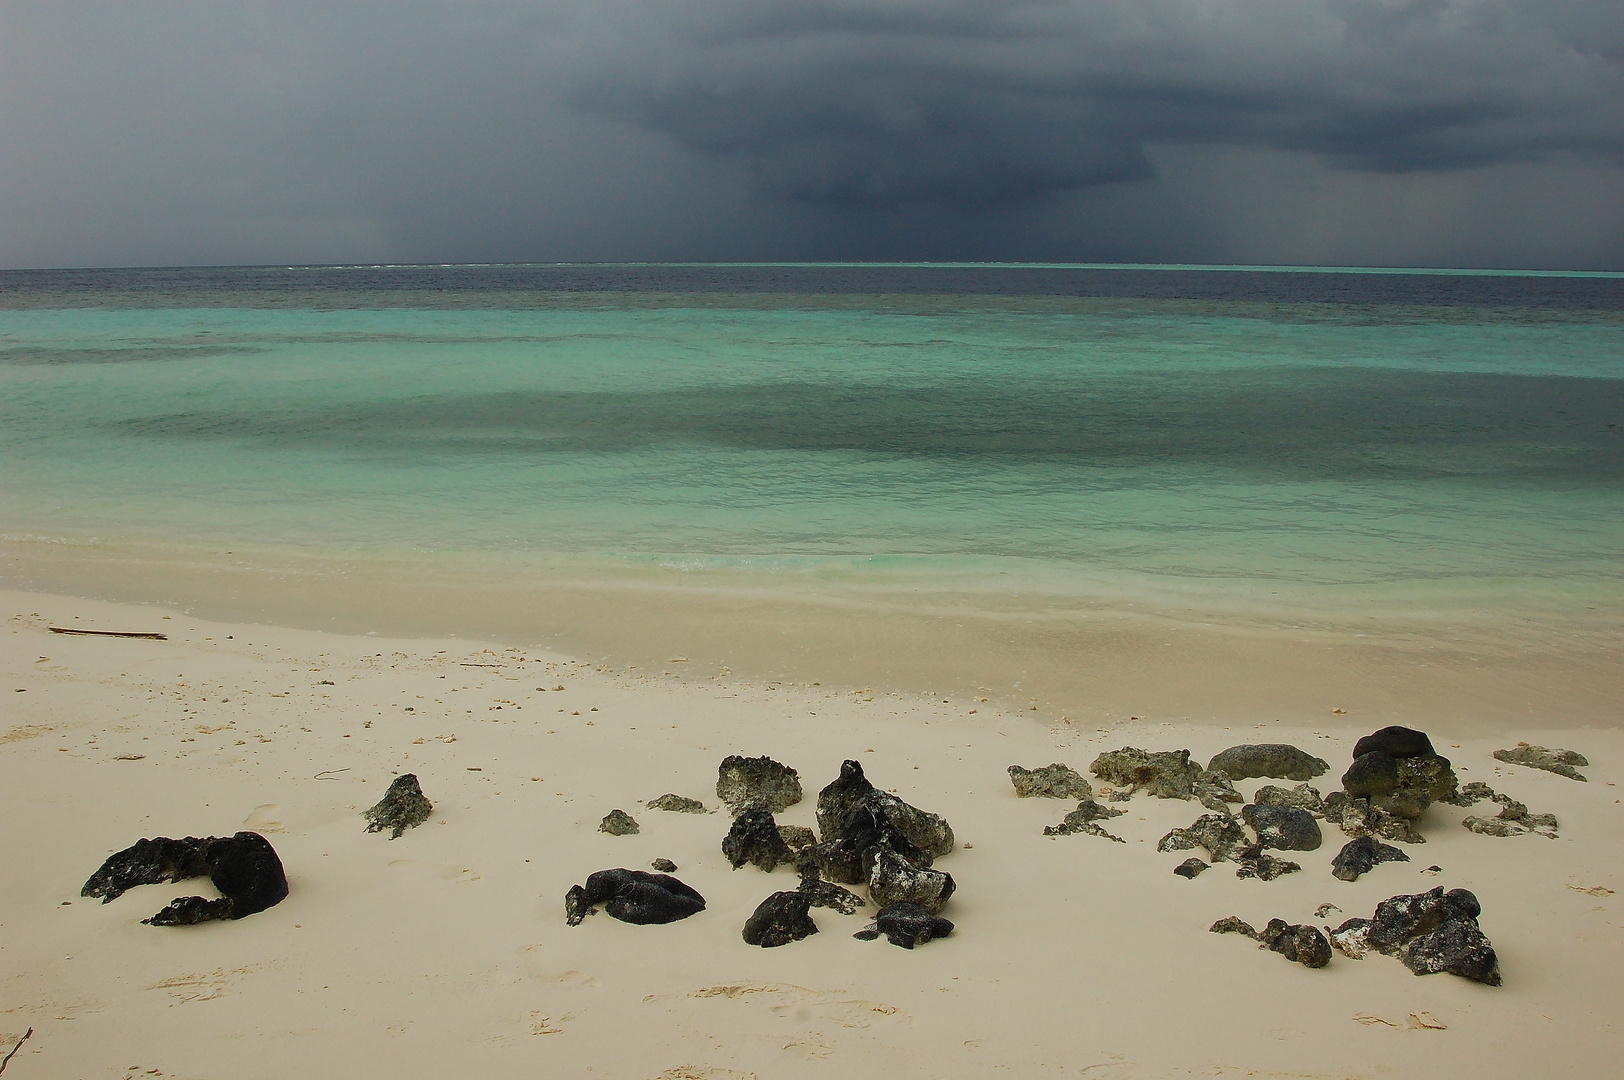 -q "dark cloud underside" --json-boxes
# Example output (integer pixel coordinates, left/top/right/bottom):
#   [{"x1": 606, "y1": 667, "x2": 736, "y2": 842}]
[{"x1": 1, "y1": 1, "x2": 1620, "y2": 268}]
